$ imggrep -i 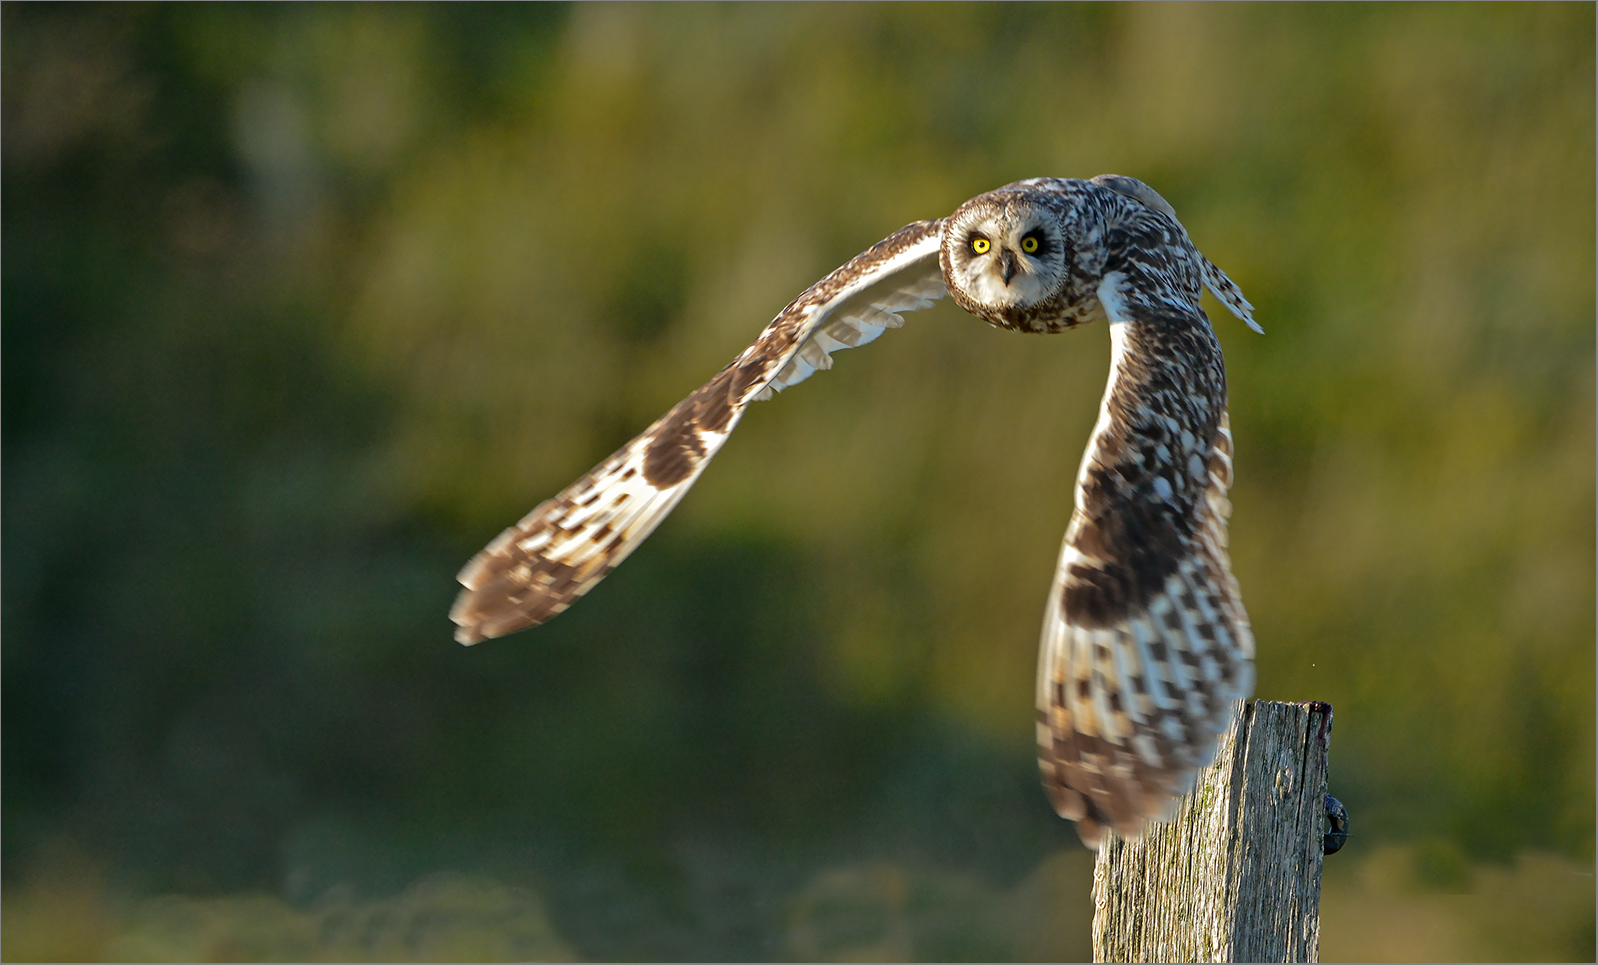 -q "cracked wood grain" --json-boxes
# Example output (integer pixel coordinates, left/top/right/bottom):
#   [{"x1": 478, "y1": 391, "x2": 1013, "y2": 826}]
[{"x1": 1092, "y1": 700, "x2": 1334, "y2": 963}]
